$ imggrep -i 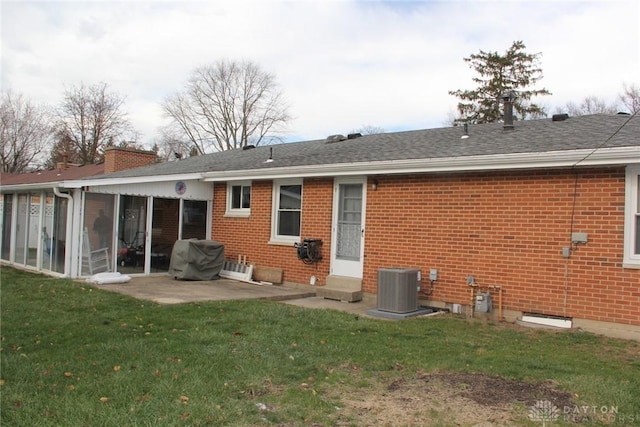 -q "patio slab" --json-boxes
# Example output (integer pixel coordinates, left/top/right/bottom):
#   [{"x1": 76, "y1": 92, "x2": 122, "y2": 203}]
[
  {"x1": 91, "y1": 275, "x2": 316, "y2": 304},
  {"x1": 88, "y1": 274, "x2": 379, "y2": 317}
]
